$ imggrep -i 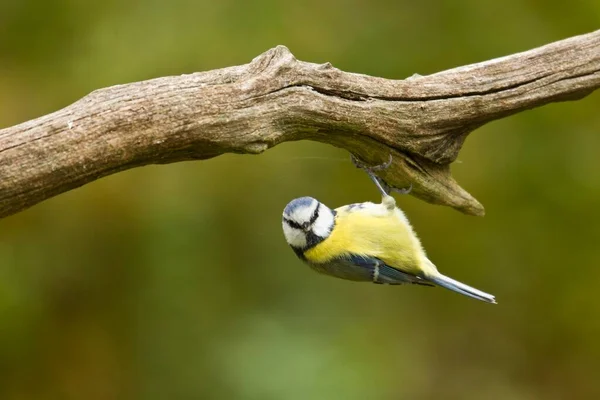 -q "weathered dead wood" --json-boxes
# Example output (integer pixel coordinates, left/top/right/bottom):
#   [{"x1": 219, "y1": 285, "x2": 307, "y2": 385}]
[{"x1": 1, "y1": 30, "x2": 599, "y2": 218}]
